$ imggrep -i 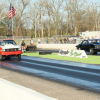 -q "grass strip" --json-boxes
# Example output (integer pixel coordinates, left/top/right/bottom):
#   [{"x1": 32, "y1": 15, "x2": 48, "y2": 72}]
[{"x1": 22, "y1": 52, "x2": 100, "y2": 65}]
